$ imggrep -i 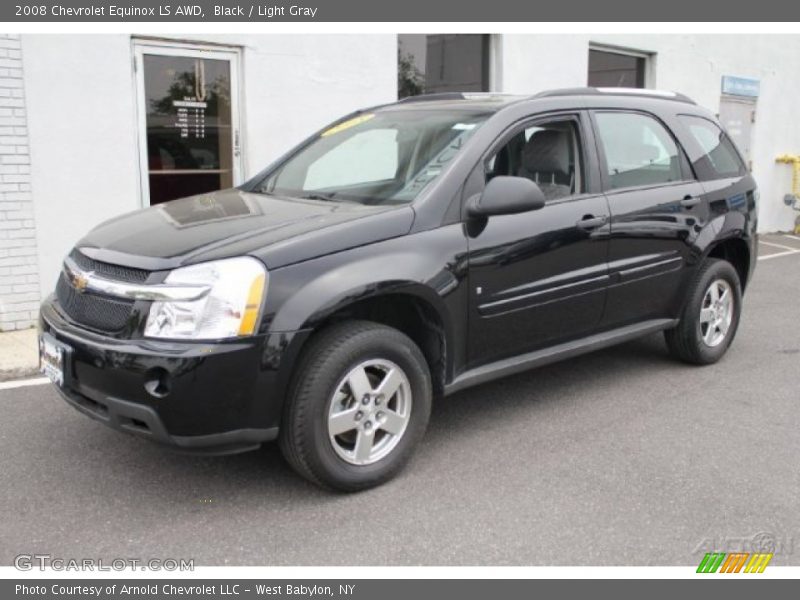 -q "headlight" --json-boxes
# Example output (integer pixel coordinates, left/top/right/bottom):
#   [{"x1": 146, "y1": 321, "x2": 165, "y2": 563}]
[{"x1": 144, "y1": 257, "x2": 267, "y2": 340}]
